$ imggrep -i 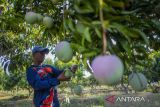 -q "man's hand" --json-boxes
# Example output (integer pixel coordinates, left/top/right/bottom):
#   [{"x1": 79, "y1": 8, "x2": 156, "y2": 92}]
[
  {"x1": 57, "y1": 65, "x2": 78, "y2": 81},
  {"x1": 70, "y1": 64, "x2": 78, "y2": 73},
  {"x1": 57, "y1": 72, "x2": 70, "y2": 81}
]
